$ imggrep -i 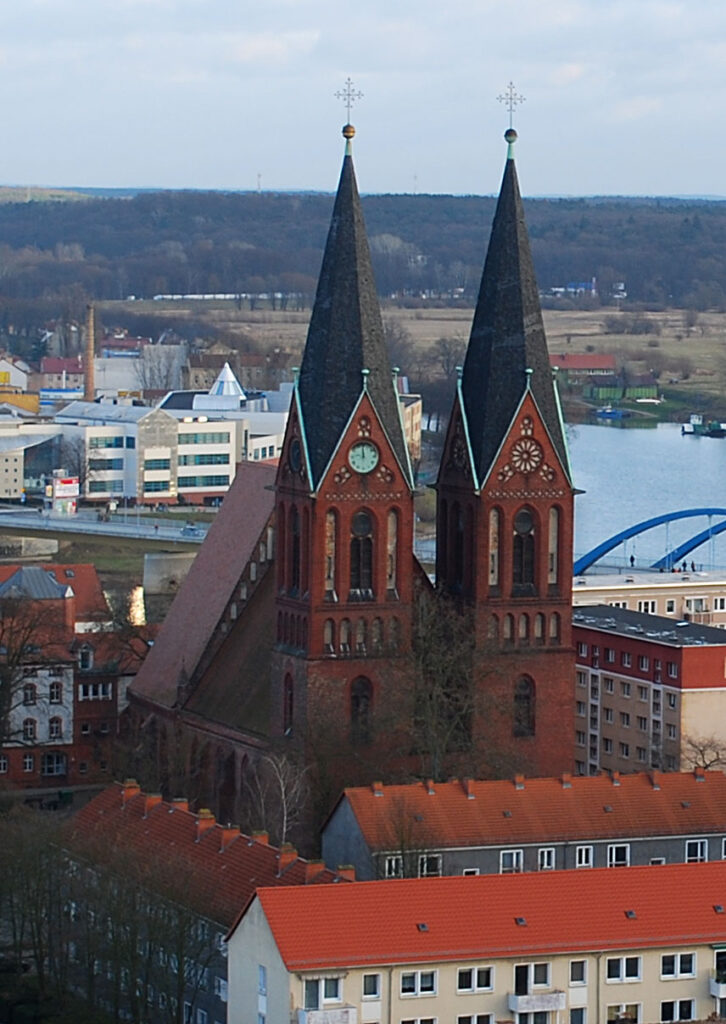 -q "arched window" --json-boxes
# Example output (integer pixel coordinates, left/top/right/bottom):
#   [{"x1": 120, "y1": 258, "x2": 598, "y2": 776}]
[
  {"x1": 518, "y1": 613, "x2": 529, "y2": 643},
  {"x1": 277, "y1": 501, "x2": 286, "y2": 589},
  {"x1": 49, "y1": 680, "x2": 63, "y2": 704},
  {"x1": 349, "y1": 510, "x2": 374, "y2": 599},
  {"x1": 389, "y1": 617, "x2": 401, "y2": 650},
  {"x1": 283, "y1": 674, "x2": 294, "y2": 736},
  {"x1": 548, "y1": 507, "x2": 560, "y2": 587},
  {"x1": 371, "y1": 617, "x2": 384, "y2": 653},
  {"x1": 49, "y1": 717, "x2": 62, "y2": 740},
  {"x1": 488, "y1": 614, "x2": 499, "y2": 642},
  {"x1": 503, "y1": 613, "x2": 514, "y2": 645},
  {"x1": 514, "y1": 677, "x2": 535, "y2": 737},
  {"x1": 386, "y1": 509, "x2": 398, "y2": 595},
  {"x1": 512, "y1": 506, "x2": 536, "y2": 593},
  {"x1": 23, "y1": 683, "x2": 36, "y2": 706},
  {"x1": 289, "y1": 506, "x2": 301, "y2": 594},
  {"x1": 549, "y1": 612, "x2": 561, "y2": 644},
  {"x1": 489, "y1": 508, "x2": 501, "y2": 587},
  {"x1": 301, "y1": 507, "x2": 310, "y2": 594},
  {"x1": 340, "y1": 618, "x2": 352, "y2": 654},
  {"x1": 325, "y1": 510, "x2": 337, "y2": 600},
  {"x1": 355, "y1": 618, "x2": 367, "y2": 655},
  {"x1": 534, "y1": 613, "x2": 545, "y2": 645},
  {"x1": 22, "y1": 718, "x2": 36, "y2": 741},
  {"x1": 453, "y1": 502, "x2": 464, "y2": 590},
  {"x1": 323, "y1": 618, "x2": 335, "y2": 652},
  {"x1": 351, "y1": 677, "x2": 373, "y2": 745}
]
